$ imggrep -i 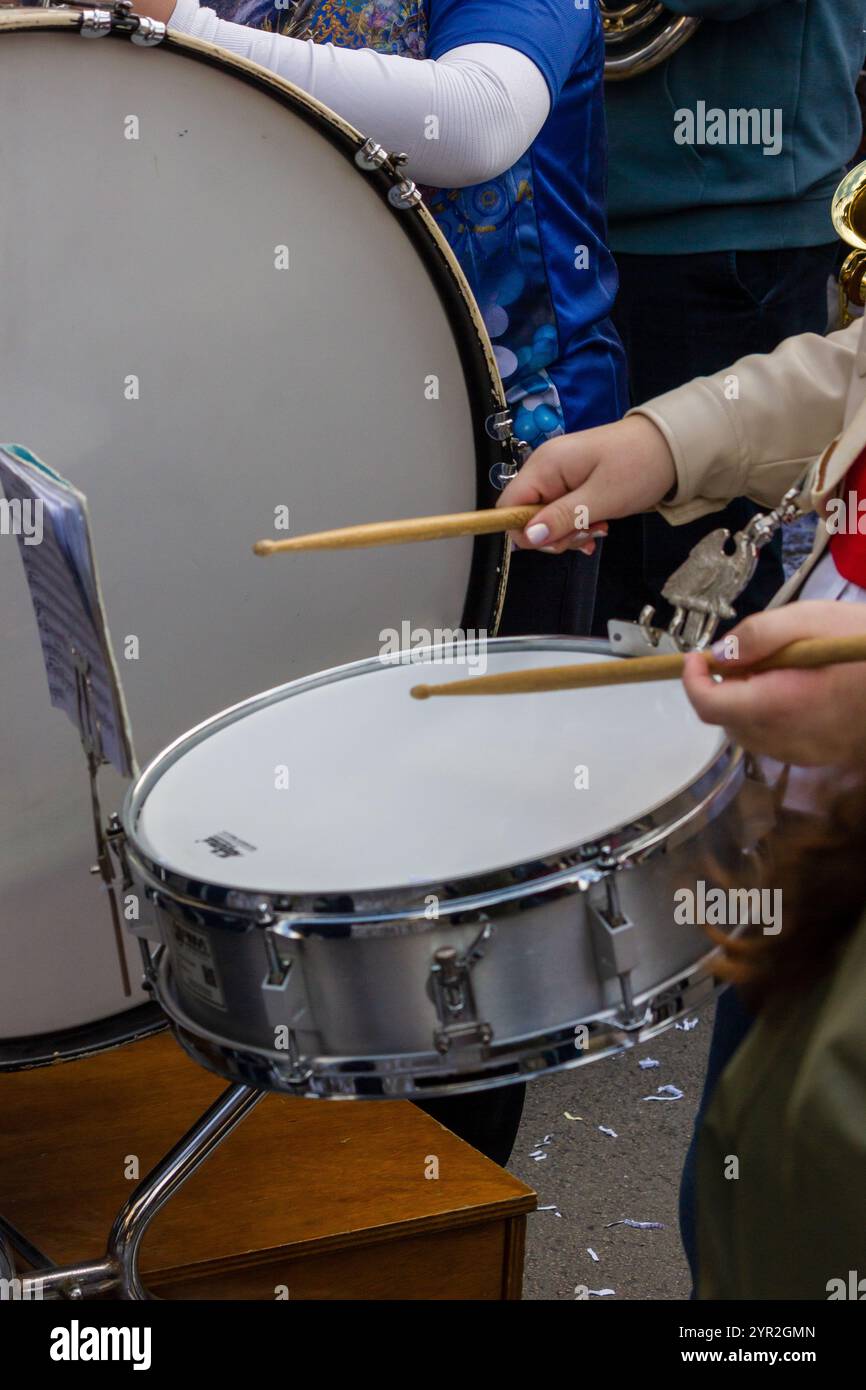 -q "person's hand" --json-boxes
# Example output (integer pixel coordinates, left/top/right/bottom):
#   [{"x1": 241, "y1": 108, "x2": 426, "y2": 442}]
[
  {"x1": 497, "y1": 414, "x2": 676, "y2": 555},
  {"x1": 682, "y1": 601, "x2": 866, "y2": 767}
]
